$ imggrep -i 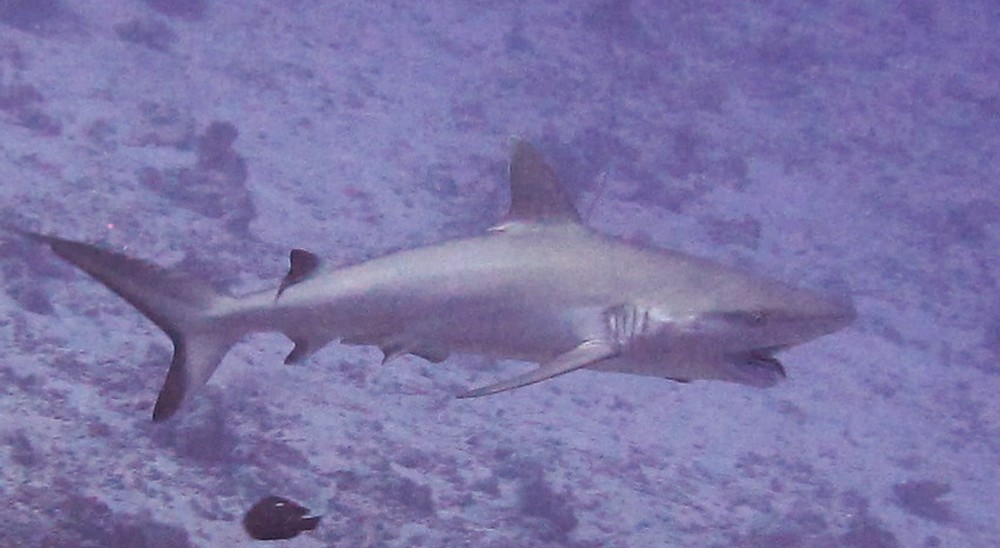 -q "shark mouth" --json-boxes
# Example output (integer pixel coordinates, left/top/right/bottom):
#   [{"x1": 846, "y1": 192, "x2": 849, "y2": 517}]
[{"x1": 728, "y1": 349, "x2": 787, "y2": 387}]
